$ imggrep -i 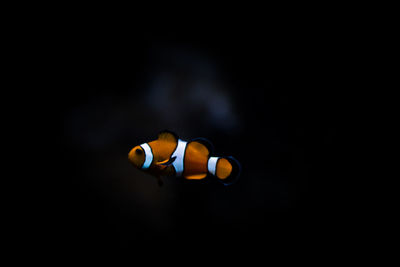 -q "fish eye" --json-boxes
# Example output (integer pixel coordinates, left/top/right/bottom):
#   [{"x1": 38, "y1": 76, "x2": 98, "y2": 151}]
[{"x1": 135, "y1": 148, "x2": 143, "y2": 155}]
